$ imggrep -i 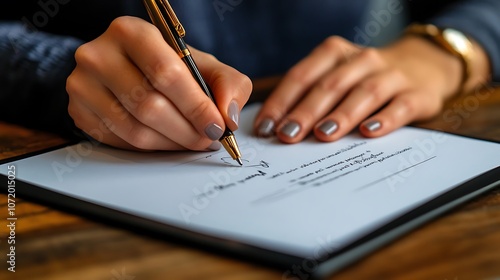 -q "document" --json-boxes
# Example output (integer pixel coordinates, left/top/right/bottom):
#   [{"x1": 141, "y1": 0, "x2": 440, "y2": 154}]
[{"x1": 1, "y1": 104, "x2": 499, "y2": 259}]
